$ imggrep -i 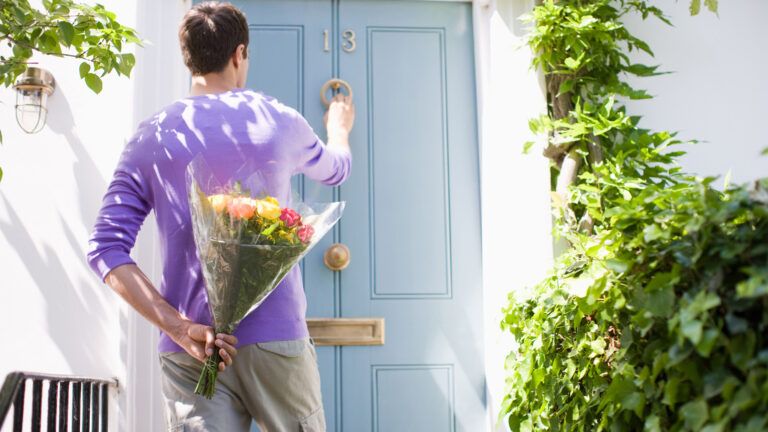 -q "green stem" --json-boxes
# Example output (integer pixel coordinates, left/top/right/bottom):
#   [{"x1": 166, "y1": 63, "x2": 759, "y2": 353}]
[{"x1": 194, "y1": 349, "x2": 221, "y2": 399}]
